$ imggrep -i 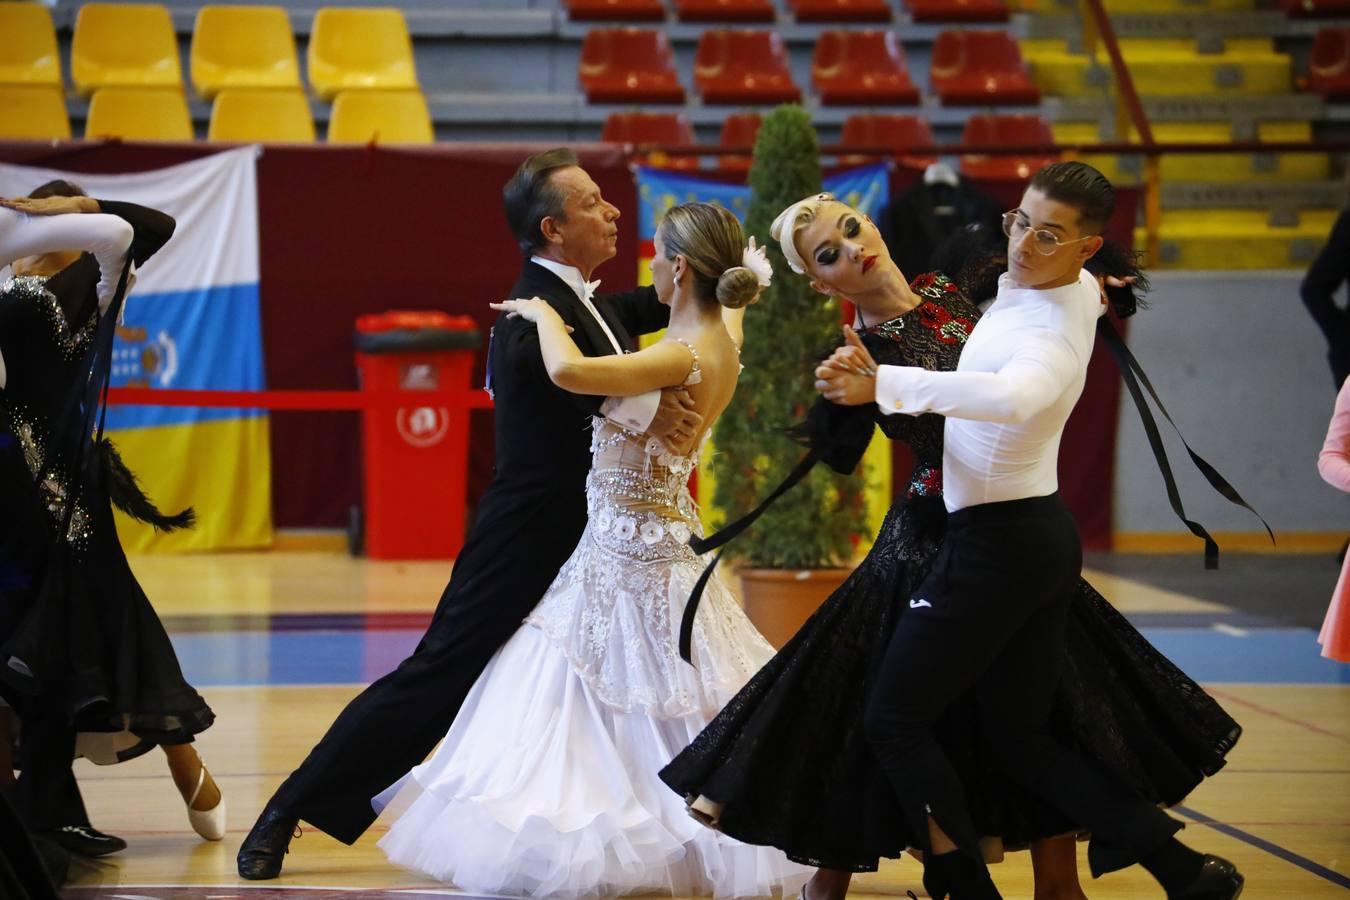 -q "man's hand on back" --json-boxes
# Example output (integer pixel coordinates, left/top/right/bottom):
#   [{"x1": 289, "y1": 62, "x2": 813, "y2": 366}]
[{"x1": 651, "y1": 387, "x2": 703, "y2": 445}]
